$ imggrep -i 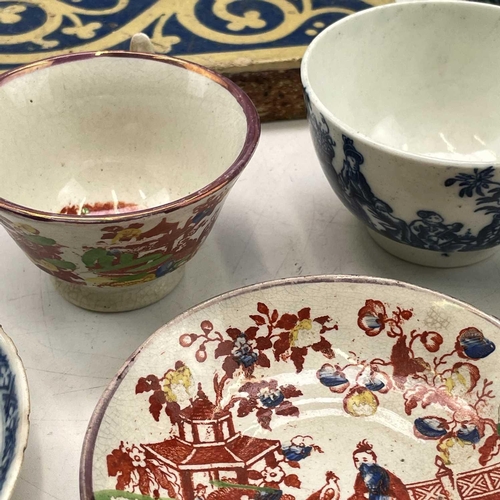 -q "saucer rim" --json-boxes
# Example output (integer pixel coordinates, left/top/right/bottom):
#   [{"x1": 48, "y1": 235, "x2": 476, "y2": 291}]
[{"x1": 0, "y1": 326, "x2": 30, "y2": 500}]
